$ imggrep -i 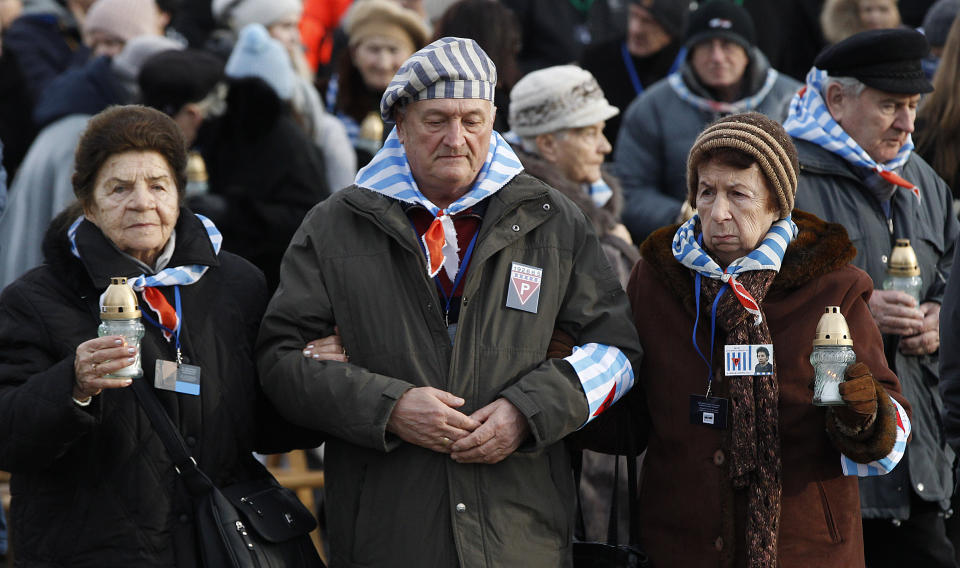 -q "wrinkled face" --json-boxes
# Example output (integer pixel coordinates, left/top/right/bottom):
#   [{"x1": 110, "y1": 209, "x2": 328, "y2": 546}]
[
  {"x1": 268, "y1": 11, "x2": 303, "y2": 53},
  {"x1": 691, "y1": 38, "x2": 750, "y2": 93},
  {"x1": 829, "y1": 85, "x2": 920, "y2": 163},
  {"x1": 626, "y1": 5, "x2": 672, "y2": 57},
  {"x1": 353, "y1": 36, "x2": 414, "y2": 91},
  {"x1": 757, "y1": 350, "x2": 769, "y2": 365},
  {"x1": 396, "y1": 98, "x2": 495, "y2": 208},
  {"x1": 541, "y1": 122, "x2": 611, "y2": 184},
  {"x1": 858, "y1": 0, "x2": 899, "y2": 29},
  {"x1": 86, "y1": 29, "x2": 125, "y2": 57},
  {"x1": 696, "y1": 159, "x2": 778, "y2": 266},
  {"x1": 83, "y1": 151, "x2": 180, "y2": 266}
]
